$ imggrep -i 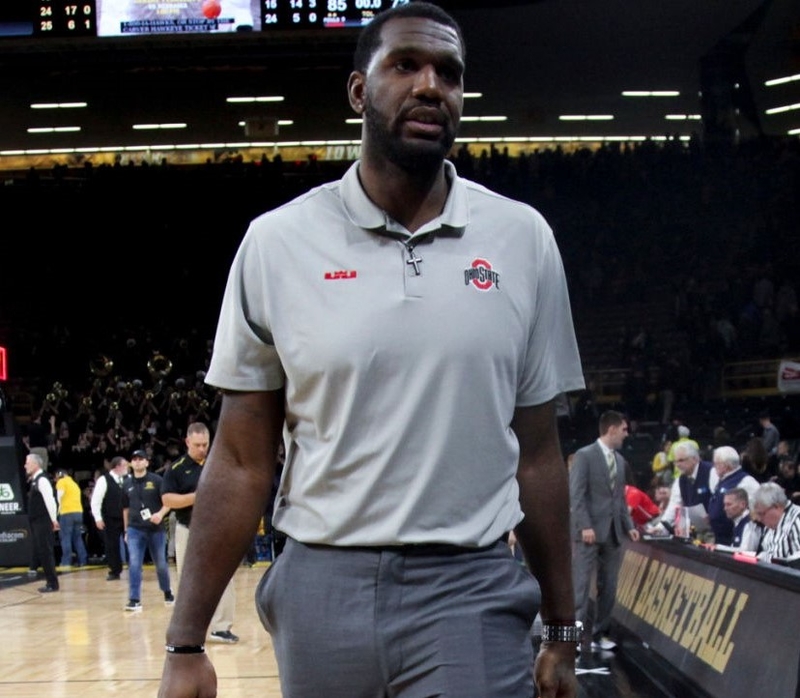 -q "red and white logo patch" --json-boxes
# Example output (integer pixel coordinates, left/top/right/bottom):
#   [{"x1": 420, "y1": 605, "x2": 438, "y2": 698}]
[{"x1": 464, "y1": 258, "x2": 500, "y2": 291}]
